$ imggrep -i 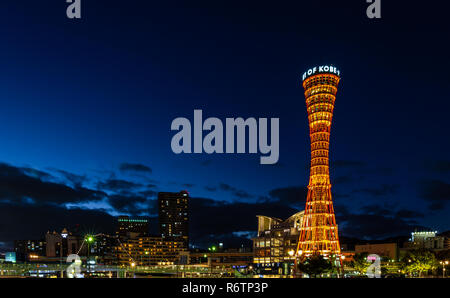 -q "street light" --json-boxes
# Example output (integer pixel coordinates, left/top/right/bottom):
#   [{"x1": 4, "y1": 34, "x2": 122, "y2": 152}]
[
  {"x1": 440, "y1": 260, "x2": 449, "y2": 278},
  {"x1": 339, "y1": 255, "x2": 346, "y2": 278},
  {"x1": 85, "y1": 235, "x2": 95, "y2": 275},
  {"x1": 291, "y1": 250, "x2": 303, "y2": 277},
  {"x1": 85, "y1": 235, "x2": 95, "y2": 245}
]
